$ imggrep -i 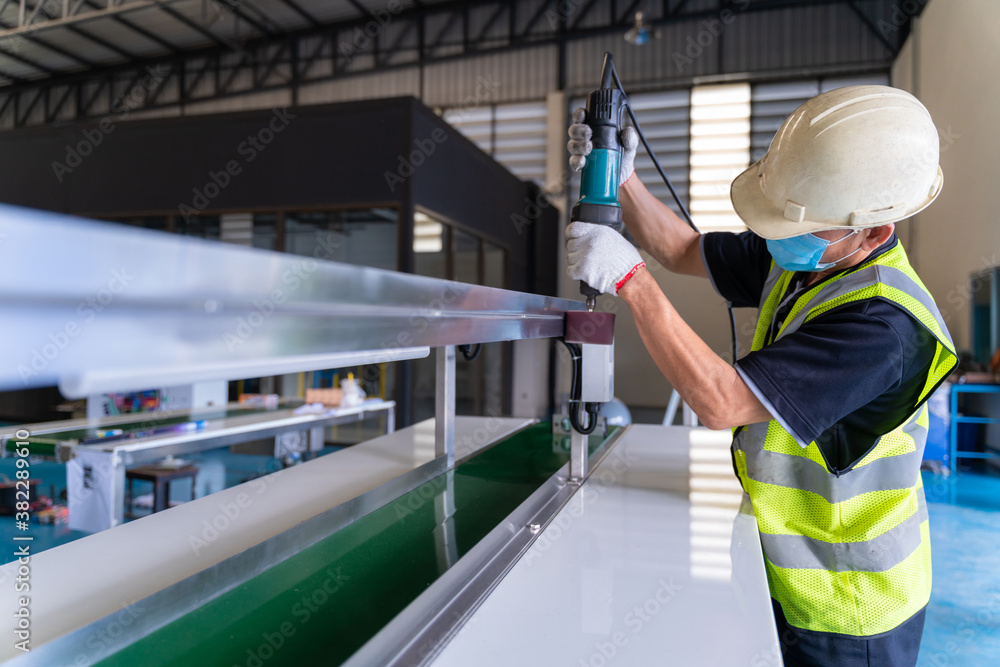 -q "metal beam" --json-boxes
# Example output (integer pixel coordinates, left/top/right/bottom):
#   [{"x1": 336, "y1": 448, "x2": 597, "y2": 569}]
[
  {"x1": 0, "y1": 0, "x2": 905, "y2": 128},
  {"x1": 346, "y1": 0, "x2": 368, "y2": 18},
  {"x1": 0, "y1": 205, "x2": 585, "y2": 394},
  {"x1": 847, "y1": 0, "x2": 898, "y2": 55},
  {"x1": 569, "y1": 0, "x2": 602, "y2": 31},
  {"x1": 214, "y1": 0, "x2": 277, "y2": 39},
  {"x1": 471, "y1": 0, "x2": 508, "y2": 47},
  {"x1": 518, "y1": 0, "x2": 553, "y2": 38},
  {"x1": 617, "y1": 0, "x2": 642, "y2": 24},
  {"x1": 276, "y1": 0, "x2": 320, "y2": 28},
  {"x1": 157, "y1": 3, "x2": 234, "y2": 50},
  {"x1": 44, "y1": 80, "x2": 73, "y2": 121},
  {"x1": 0, "y1": 0, "x2": 187, "y2": 39}
]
